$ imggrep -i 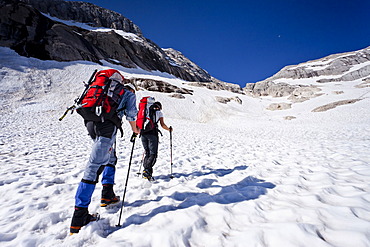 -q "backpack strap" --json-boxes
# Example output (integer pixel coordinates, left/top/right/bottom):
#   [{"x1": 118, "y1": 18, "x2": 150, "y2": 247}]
[
  {"x1": 114, "y1": 87, "x2": 131, "y2": 138},
  {"x1": 149, "y1": 107, "x2": 163, "y2": 136},
  {"x1": 118, "y1": 126, "x2": 124, "y2": 138}
]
